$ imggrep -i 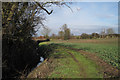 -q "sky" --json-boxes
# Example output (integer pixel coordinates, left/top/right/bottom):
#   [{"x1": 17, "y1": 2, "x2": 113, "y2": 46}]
[{"x1": 36, "y1": 2, "x2": 118, "y2": 36}]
